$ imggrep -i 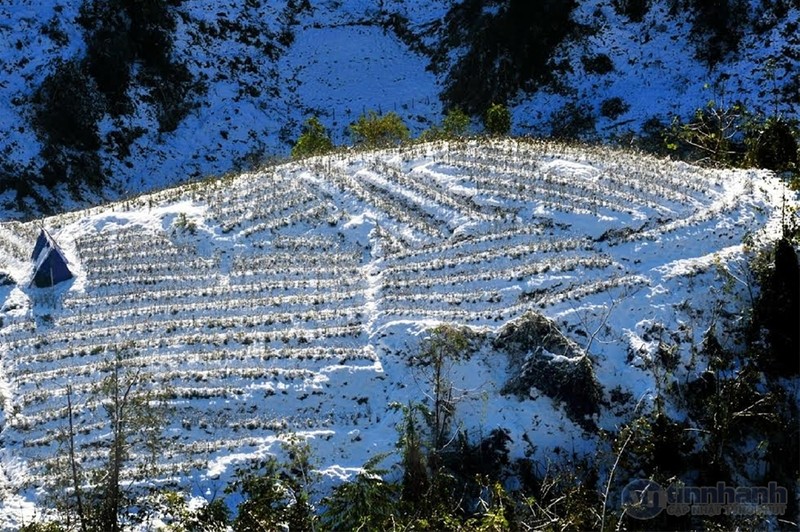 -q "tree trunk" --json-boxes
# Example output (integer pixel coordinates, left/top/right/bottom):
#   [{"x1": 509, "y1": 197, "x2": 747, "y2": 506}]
[{"x1": 66, "y1": 385, "x2": 88, "y2": 532}]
